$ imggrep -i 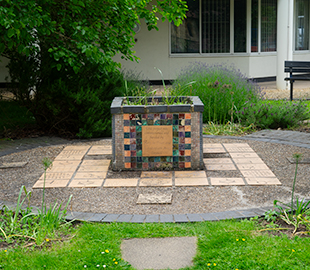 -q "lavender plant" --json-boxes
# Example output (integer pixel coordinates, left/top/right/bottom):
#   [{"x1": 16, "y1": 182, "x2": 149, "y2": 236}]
[
  {"x1": 236, "y1": 100, "x2": 310, "y2": 129},
  {"x1": 172, "y1": 62, "x2": 263, "y2": 124}
]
